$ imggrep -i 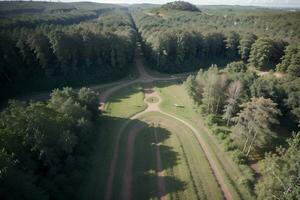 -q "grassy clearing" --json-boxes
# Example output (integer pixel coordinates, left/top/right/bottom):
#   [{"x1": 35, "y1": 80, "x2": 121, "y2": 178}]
[
  {"x1": 132, "y1": 126, "x2": 158, "y2": 200},
  {"x1": 81, "y1": 83, "x2": 147, "y2": 199},
  {"x1": 138, "y1": 112, "x2": 223, "y2": 200},
  {"x1": 155, "y1": 82, "x2": 255, "y2": 200},
  {"x1": 104, "y1": 83, "x2": 147, "y2": 118}
]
